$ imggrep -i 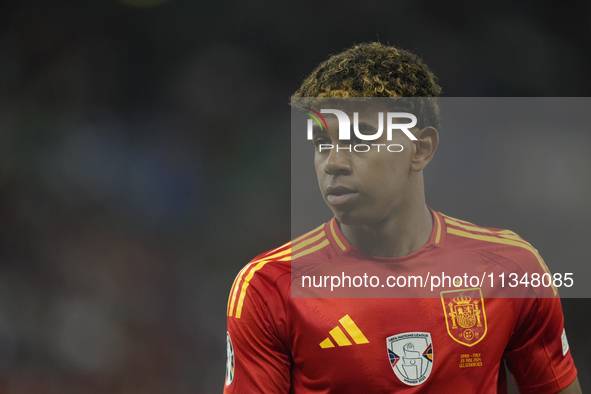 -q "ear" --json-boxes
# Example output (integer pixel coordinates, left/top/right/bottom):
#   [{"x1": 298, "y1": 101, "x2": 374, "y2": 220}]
[{"x1": 411, "y1": 127, "x2": 439, "y2": 172}]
